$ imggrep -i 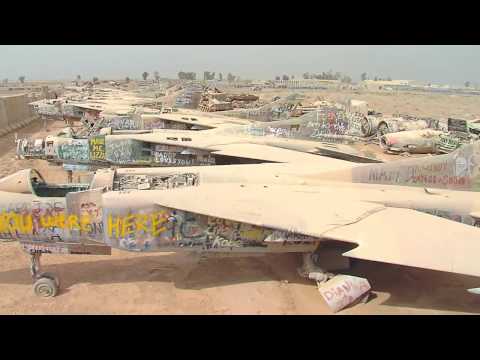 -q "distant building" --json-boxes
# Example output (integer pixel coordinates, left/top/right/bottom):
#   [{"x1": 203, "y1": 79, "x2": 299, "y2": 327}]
[
  {"x1": 274, "y1": 79, "x2": 340, "y2": 89},
  {"x1": 361, "y1": 79, "x2": 412, "y2": 91}
]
